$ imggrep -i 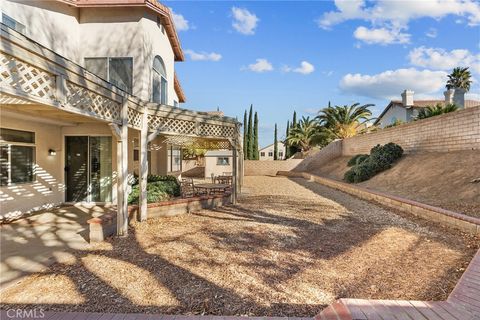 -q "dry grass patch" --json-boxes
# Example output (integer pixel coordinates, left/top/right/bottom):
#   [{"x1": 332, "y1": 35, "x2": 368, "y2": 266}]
[{"x1": 1, "y1": 176, "x2": 478, "y2": 317}]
